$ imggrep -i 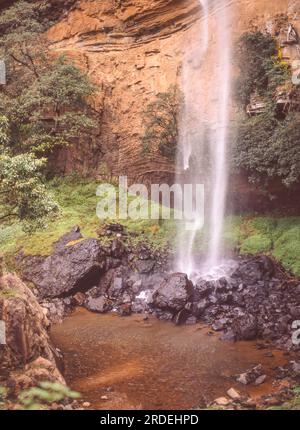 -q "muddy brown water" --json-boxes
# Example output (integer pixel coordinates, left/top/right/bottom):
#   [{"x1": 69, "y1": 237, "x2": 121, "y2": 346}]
[{"x1": 51, "y1": 308, "x2": 287, "y2": 410}]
